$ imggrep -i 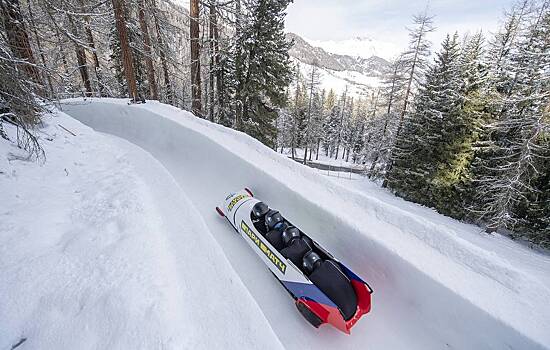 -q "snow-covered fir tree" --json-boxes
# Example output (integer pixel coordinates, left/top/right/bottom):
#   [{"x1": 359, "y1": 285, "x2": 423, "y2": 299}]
[
  {"x1": 470, "y1": 0, "x2": 549, "y2": 244},
  {"x1": 387, "y1": 33, "x2": 466, "y2": 210},
  {"x1": 234, "y1": 0, "x2": 293, "y2": 148}
]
